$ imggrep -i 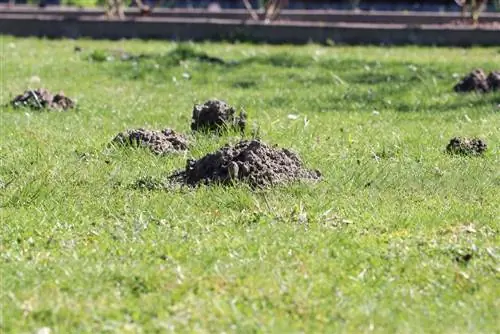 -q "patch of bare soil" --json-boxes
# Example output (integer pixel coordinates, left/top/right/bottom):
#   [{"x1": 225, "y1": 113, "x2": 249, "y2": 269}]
[
  {"x1": 453, "y1": 69, "x2": 490, "y2": 93},
  {"x1": 486, "y1": 71, "x2": 500, "y2": 91},
  {"x1": 191, "y1": 99, "x2": 246, "y2": 133},
  {"x1": 169, "y1": 139, "x2": 321, "y2": 188},
  {"x1": 111, "y1": 128, "x2": 189, "y2": 155},
  {"x1": 446, "y1": 137, "x2": 487, "y2": 156},
  {"x1": 10, "y1": 88, "x2": 75, "y2": 110}
]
